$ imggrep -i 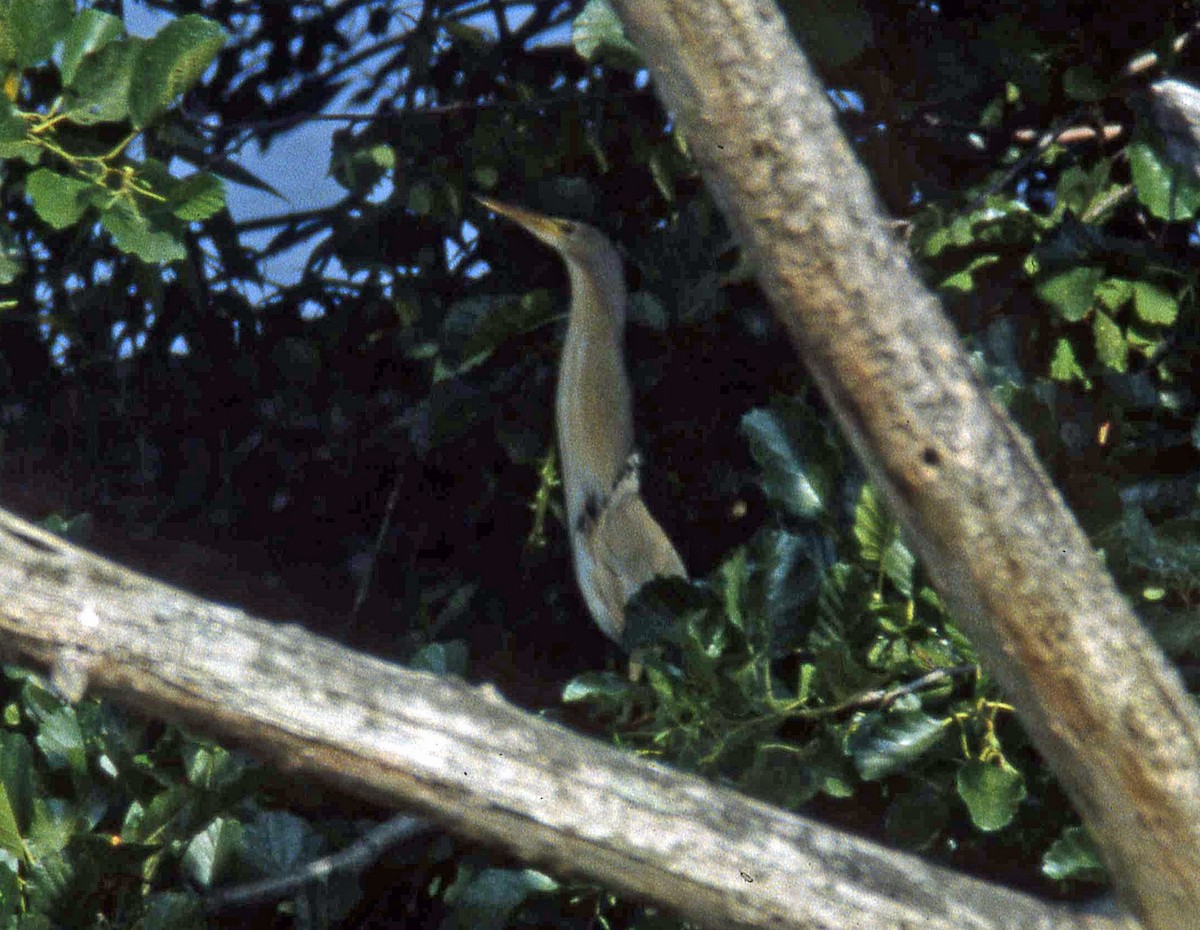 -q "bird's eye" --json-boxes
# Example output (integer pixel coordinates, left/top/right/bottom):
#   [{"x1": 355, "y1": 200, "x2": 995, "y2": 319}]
[{"x1": 559, "y1": 221, "x2": 577, "y2": 235}]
